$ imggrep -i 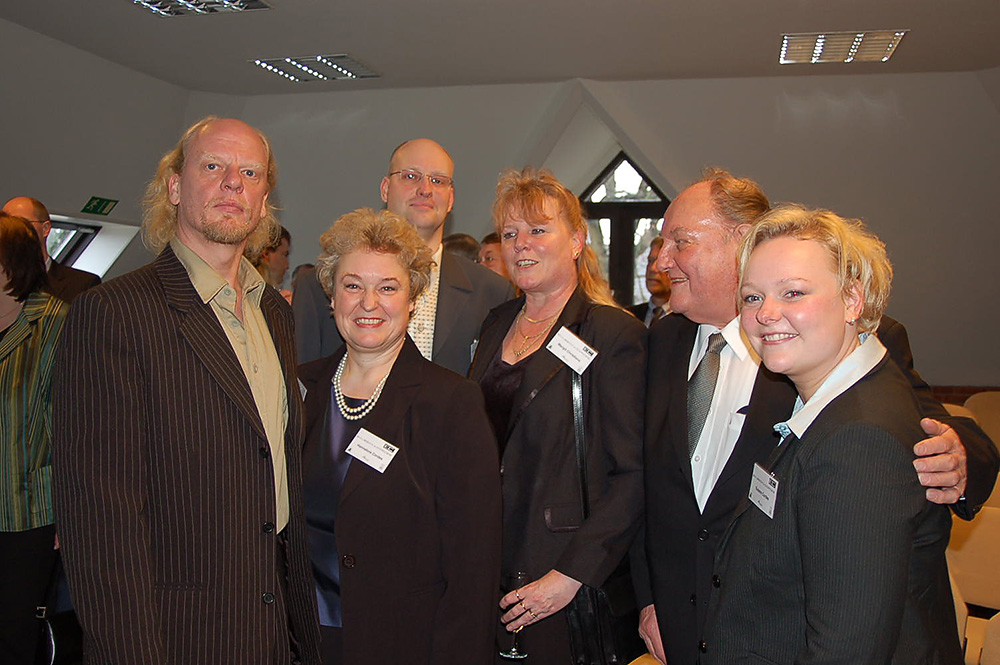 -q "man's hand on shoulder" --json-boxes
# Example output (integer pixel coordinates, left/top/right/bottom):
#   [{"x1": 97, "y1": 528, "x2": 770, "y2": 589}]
[{"x1": 913, "y1": 418, "x2": 968, "y2": 504}]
